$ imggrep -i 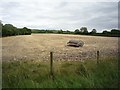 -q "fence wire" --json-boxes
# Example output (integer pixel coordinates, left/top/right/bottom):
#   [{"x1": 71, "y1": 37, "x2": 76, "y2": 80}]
[{"x1": 2, "y1": 48, "x2": 118, "y2": 62}]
